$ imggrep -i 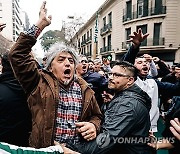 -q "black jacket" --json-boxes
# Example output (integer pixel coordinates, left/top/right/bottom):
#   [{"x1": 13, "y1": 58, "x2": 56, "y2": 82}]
[
  {"x1": 83, "y1": 71, "x2": 108, "y2": 107},
  {"x1": 0, "y1": 72, "x2": 32, "y2": 146},
  {"x1": 68, "y1": 84, "x2": 152, "y2": 154}
]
